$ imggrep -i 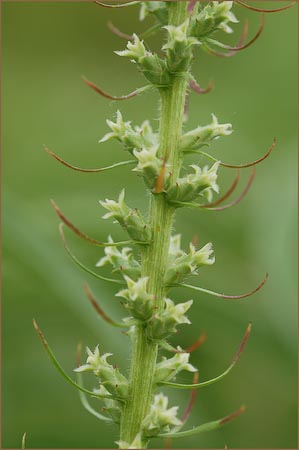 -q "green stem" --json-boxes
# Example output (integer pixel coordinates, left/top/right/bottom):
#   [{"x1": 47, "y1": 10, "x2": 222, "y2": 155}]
[{"x1": 119, "y1": 2, "x2": 190, "y2": 446}]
